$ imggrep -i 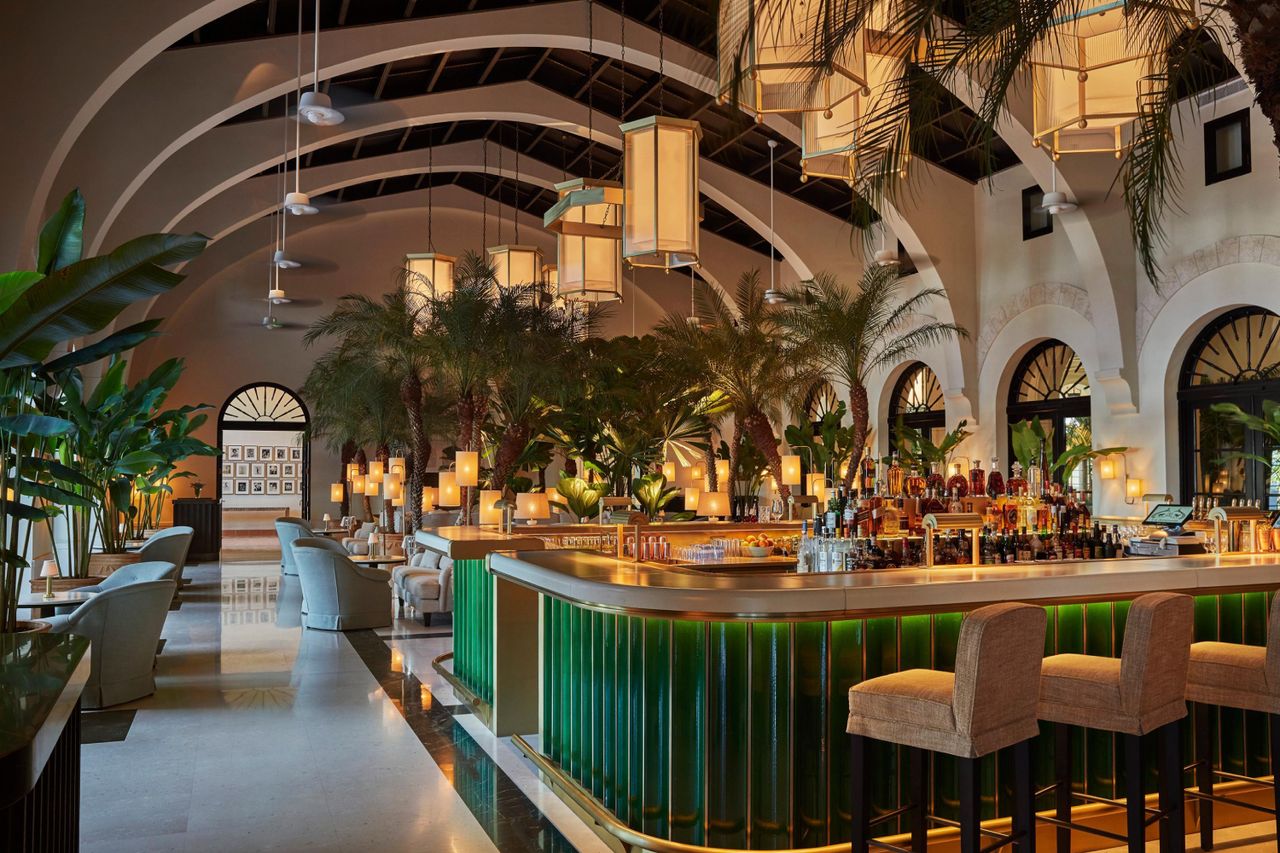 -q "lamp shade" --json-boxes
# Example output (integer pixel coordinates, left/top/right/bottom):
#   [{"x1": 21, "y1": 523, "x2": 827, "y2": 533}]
[
  {"x1": 479, "y1": 489, "x2": 504, "y2": 525},
  {"x1": 350, "y1": 474, "x2": 366, "y2": 495},
  {"x1": 1097, "y1": 457, "x2": 1118, "y2": 480},
  {"x1": 545, "y1": 178, "x2": 624, "y2": 302},
  {"x1": 621, "y1": 116, "x2": 701, "y2": 271},
  {"x1": 364, "y1": 478, "x2": 381, "y2": 498},
  {"x1": 1126, "y1": 477, "x2": 1144, "y2": 500},
  {"x1": 716, "y1": 459, "x2": 731, "y2": 486},
  {"x1": 662, "y1": 461, "x2": 677, "y2": 482},
  {"x1": 542, "y1": 263, "x2": 558, "y2": 290},
  {"x1": 808, "y1": 473, "x2": 828, "y2": 504},
  {"x1": 405, "y1": 252, "x2": 456, "y2": 301},
  {"x1": 388, "y1": 457, "x2": 407, "y2": 477},
  {"x1": 488, "y1": 245, "x2": 545, "y2": 289},
  {"x1": 691, "y1": 463, "x2": 705, "y2": 481},
  {"x1": 437, "y1": 472, "x2": 460, "y2": 507},
  {"x1": 717, "y1": 0, "x2": 868, "y2": 119},
  {"x1": 515, "y1": 492, "x2": 551, "y2": 521},
  {"x1": 330, "y1": 483, "x2": 344, "y2": 503},
  {"x1": 781, "y1": 454, "x2": 802, "y2": 486},
  {"x1": 701, "y1": 491, "x2": 730, "y2": 519},
  {"x1": 367, "y1": 460, "x2": 384, "y2": 481},
  {"x1": 455, "y1": 451, "x2": 479, "y2": 487},
  {"x1": 346, "y1": 462, "x2": 360, "y2": 481},
  {"x1": 684, "y1": 488, "x2": 701, "y2": 511},
  {"x1": 801, "y1": 50, "x2": 910, "y2": 184},
  {"x1": 422, "y1": 486, "x2": 437, "y2": 512},
  {"x1": 384, "y1": 478, "x2": 403, "y2": 501},
  {"x1": 40, "y1": 559, "x2": 60, "y2": 579},
  {"x1": 392, "y1": 496, "x2": 405, "y2": 507}
]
